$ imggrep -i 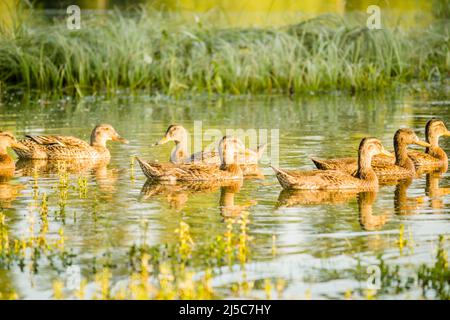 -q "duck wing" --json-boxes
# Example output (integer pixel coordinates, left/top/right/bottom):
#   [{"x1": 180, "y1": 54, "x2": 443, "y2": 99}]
[
  {"x1": 136, "y1": 157, "x2": 223, "y2": 181},
  {"x1": 272, "y1": 166, "x2": 362, "y2": 190},
  {"x1": 408, "y1": 151, "x2": 441, "y2": 167},
  {"x1": 372, "y1": 163, "x2": 414, "y2": 178},
  {"x1": 188, "y1": 150, "x2": 221, "y2": 165},
  {"x1": 25, "y1": 135, "x2": 89, "y2": 148}
]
